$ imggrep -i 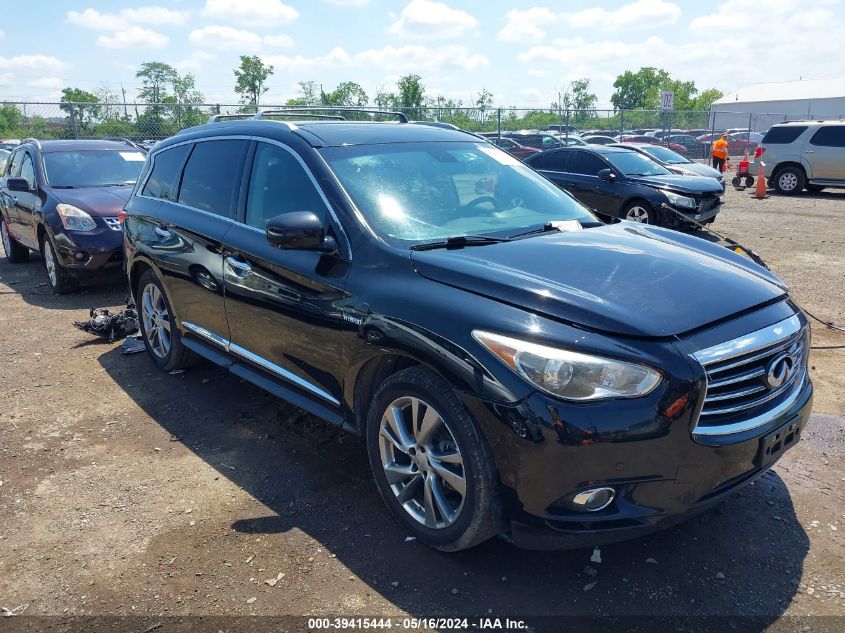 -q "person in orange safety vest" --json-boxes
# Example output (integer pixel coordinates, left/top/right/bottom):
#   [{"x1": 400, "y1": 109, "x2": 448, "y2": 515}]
[{"x1": 711, "y1": 133, "x2": 729, "y2": 172}]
